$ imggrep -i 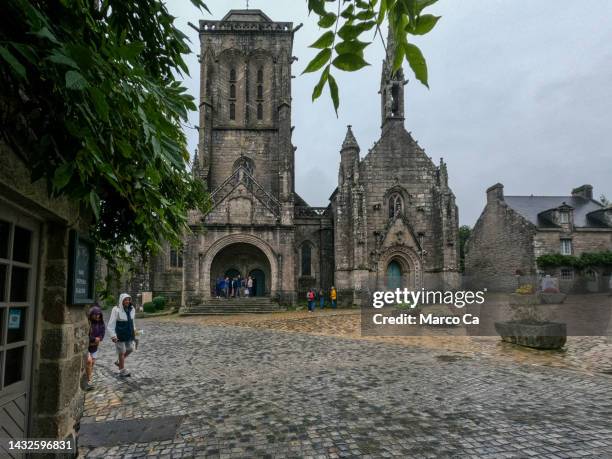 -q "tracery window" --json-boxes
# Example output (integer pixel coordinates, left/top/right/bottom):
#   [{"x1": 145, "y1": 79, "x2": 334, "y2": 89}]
[{"x1": 388, "y1": 193, "x2": 403, "y2": 219}]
